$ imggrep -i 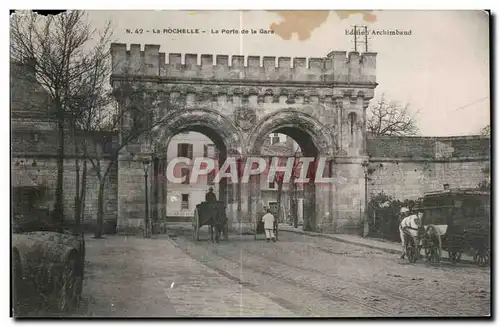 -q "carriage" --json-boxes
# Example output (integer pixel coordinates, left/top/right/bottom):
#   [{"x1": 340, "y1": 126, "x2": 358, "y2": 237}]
[
  {"x1": 415, "y1": 188, "x2": 490, "y2": 266},
  {"x1": 192, "y1": 201, "x2": 229, "y2": 242},
  {"x1": 254, "y1": 210, "x2": 279, "y2": 241}
]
